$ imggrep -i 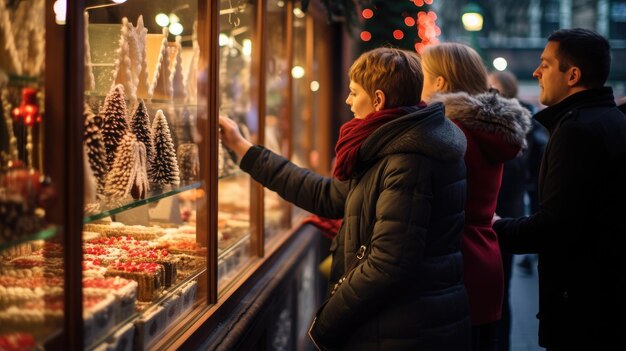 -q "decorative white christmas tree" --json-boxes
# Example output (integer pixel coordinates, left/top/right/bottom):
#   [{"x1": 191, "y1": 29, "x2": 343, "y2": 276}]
[
  {"x1": 185, "y1": 21, "x2": 199, "y2": 104},
  {"x1": 0, "y1": 0, "x2": 22, "y2": 74},
  {"x1": 177, "y1": 143, "x2": 199, "y2": 181},
  {"x1": 135, "y1": 15, "x2": 150, "y2": 100},
  {"x1": 145, "y1": 27, "x2": 172, "y2": 100},
  {"x1": 113, "y1": 18, "x2": 135, "y2": 102},
  {"x1": 170, "y1": 36, "x2": 186, "y2": 103},
  {"x1": 12, "y1": 0, "x2": 44, "y2": 76},
  {"x1": 149, "y1": 109, "x2": 180, "y2": 187},
  {"x1": 177, "y1": 107, "x2": 195, "y2": 144},
  {"x1": 104, "y1": 133, "x2": 149, "y2": 199},
  {"x1": 84, "y1": 104, "x2": 107, "y2": 194},
  {"x1": 130, "y1": 100, "x2": 153, "y2": 163},
  {"x1": 84, "y1": 12, "x2": 95, "y2": 91},
  {"x1": 100, "y1": 84, "x2": 129, "y2": 167}
]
